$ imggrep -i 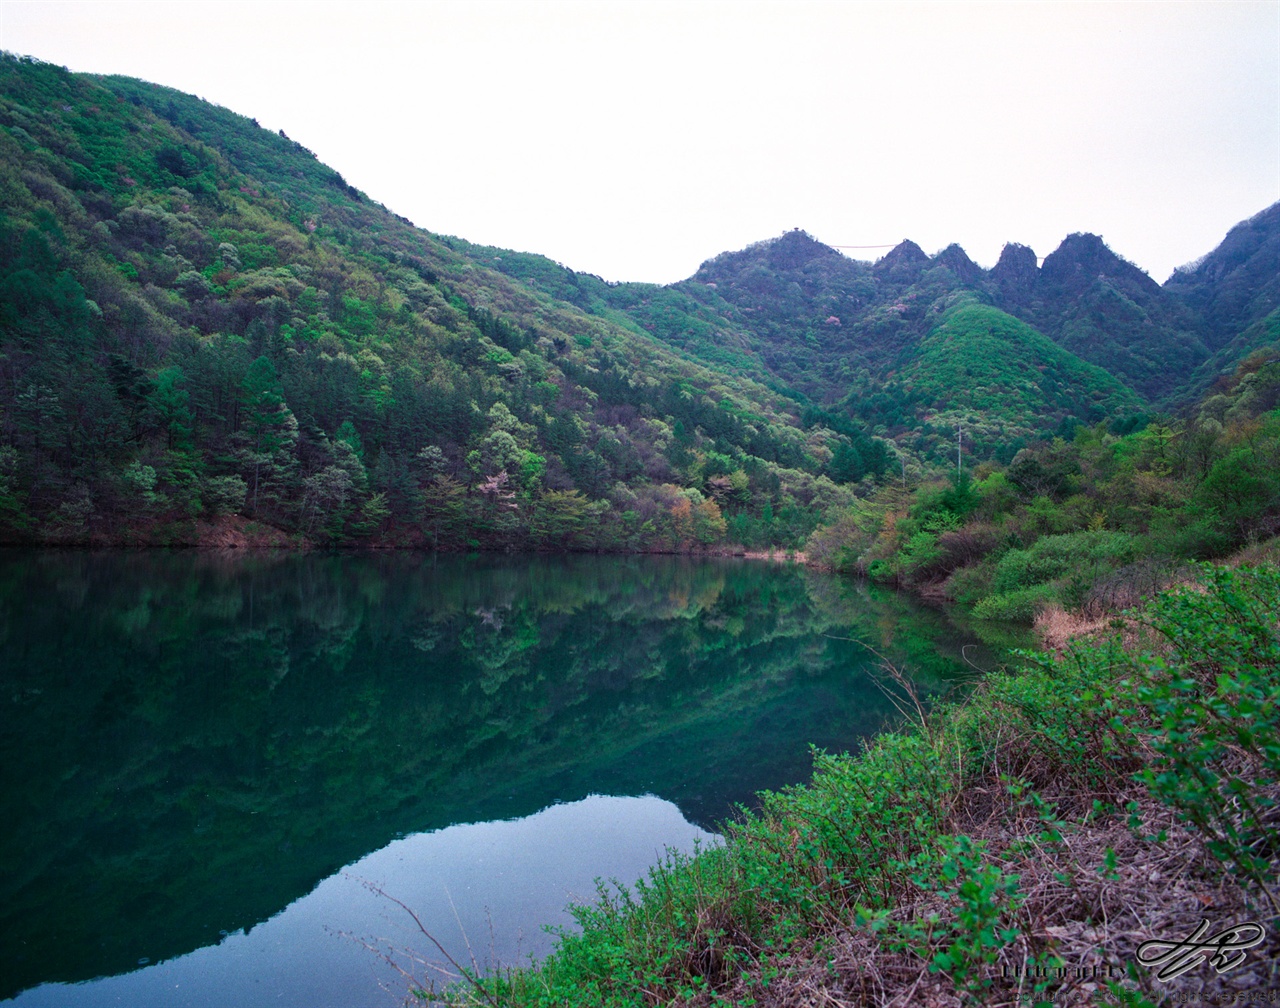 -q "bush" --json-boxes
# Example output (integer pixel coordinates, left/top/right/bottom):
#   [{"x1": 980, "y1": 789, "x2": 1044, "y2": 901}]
[
  {"x1": 1118, "y1": 564, "x2": 1280, "y2": 890},
  {"x1": 942, "y1": 558, "x2": 996, "y2": 607},
  {"x1": 971, "y1": 583, "x2": 1060, "y2": 621},
  {"x1": 991, "y1": 530, "x2": 1137, "y2": 595}
]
